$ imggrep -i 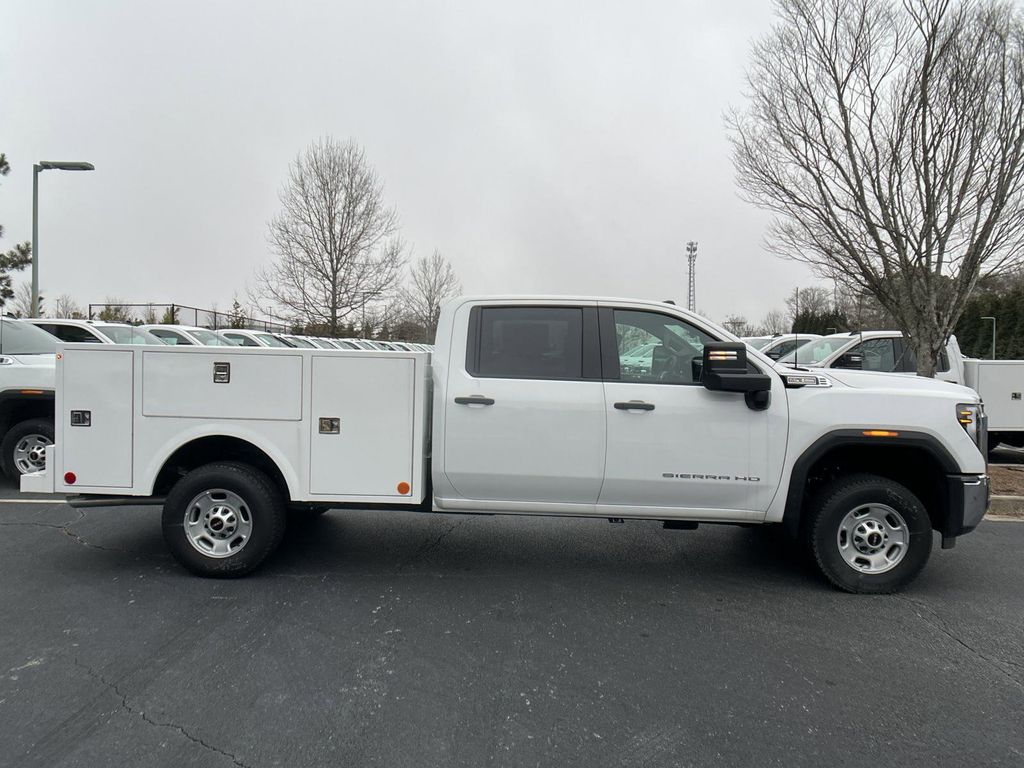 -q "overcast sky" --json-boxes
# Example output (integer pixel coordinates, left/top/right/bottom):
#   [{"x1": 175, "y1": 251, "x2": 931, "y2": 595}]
[{"x1": 1, "y1": 0, "x2": 821, "y2": 326}]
